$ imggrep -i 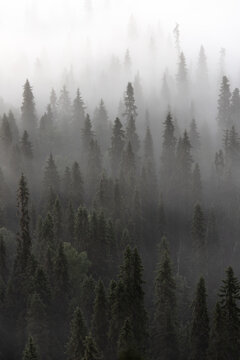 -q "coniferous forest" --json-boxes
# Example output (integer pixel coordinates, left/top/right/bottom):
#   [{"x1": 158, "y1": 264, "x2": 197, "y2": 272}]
[{"x1": 1, "y1": 1, "x2": 240, "y2": 359}]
